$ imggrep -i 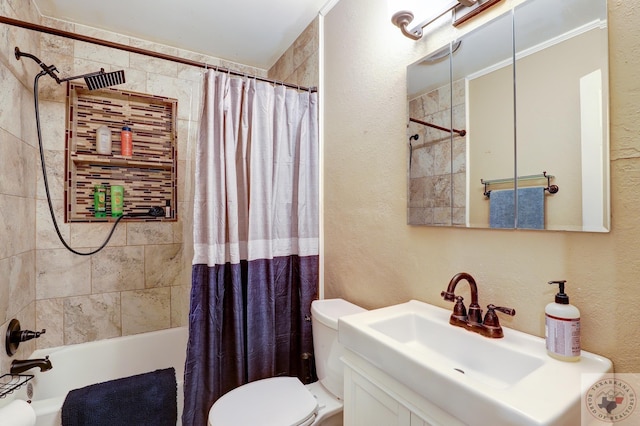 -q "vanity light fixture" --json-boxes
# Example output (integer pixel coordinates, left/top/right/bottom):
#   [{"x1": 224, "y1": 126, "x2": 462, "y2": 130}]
[
  {"x1": 391, "y1": 0, "x2": 477, "y2": 40},
  {"x1": 391, "y1": 0, "x2": 503, "y2": 40}
]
